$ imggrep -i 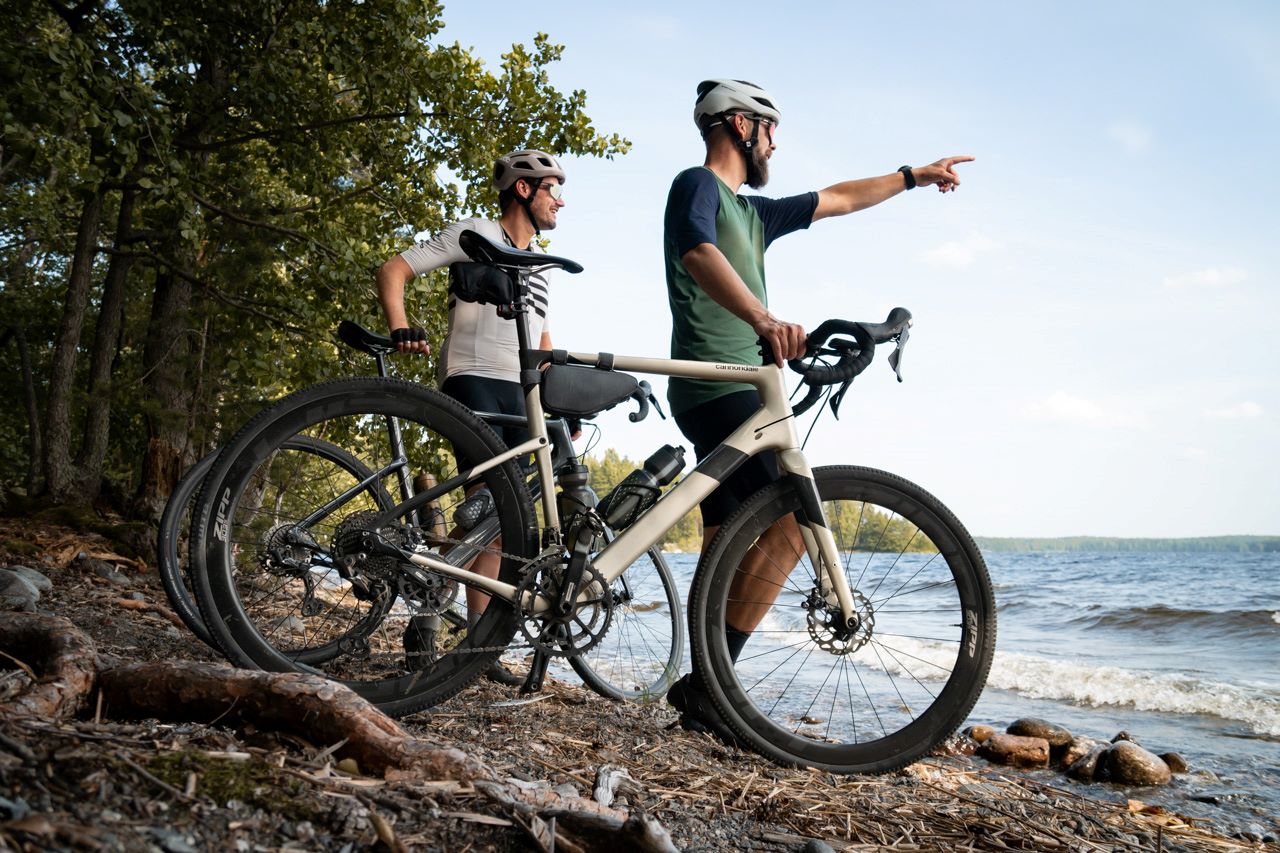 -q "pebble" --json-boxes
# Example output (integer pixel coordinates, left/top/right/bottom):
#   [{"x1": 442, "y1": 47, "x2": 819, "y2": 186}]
[
  {"x1": 964, "y1": 724, "x2": 995, "y2": 743},
  {"x1": 799, "y1": 841, "x2": 836, "y2": 853},
  {"x1": 6, "y1": 565, "x2": 52, "y2": 593},
  {"x1": 1160, "y1": 751, "x2": 1188, "y2": 773},
  {"x1": 1007, "y1": 717, "x2": 1073, "y2": 748},
  {"x1": 0, "y1": 569, "x2": 40, "y2": 611},
  {"x1": 1103, "y1": 740, "x2": 1171, "y2": 786},
  {"x1": 1060, "y1": 735, "x2": 1109, "y2": 768},
  {"x1": 1066, "y1": 746, "x2": 1107, "y2": 782},
  {"x1": 977, "y1": 734, "x2": 1050, "y2": 768}
]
